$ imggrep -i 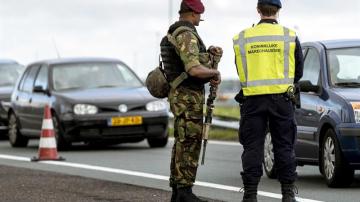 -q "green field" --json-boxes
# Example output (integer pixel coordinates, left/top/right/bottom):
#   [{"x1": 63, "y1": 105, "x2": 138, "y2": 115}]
[
  {"x1": 168, "y1": 127, "x2": 238, "y2": 141},
  {"x1": 168, "y1": 105, "x2": 240, "y2": 141},
  {"x1": 212, "y1": 105, "x2": 240, "y2": 120}
]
